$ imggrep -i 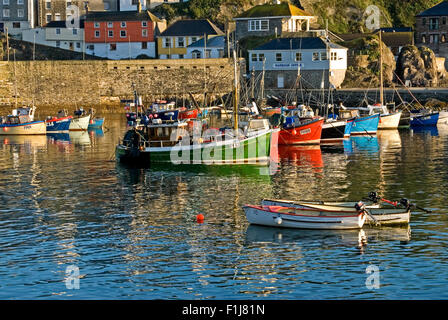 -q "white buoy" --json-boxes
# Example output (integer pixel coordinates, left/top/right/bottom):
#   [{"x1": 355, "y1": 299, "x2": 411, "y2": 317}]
[{"x1": 275, "y1": 217, "x2": 283, "y2": 225}]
